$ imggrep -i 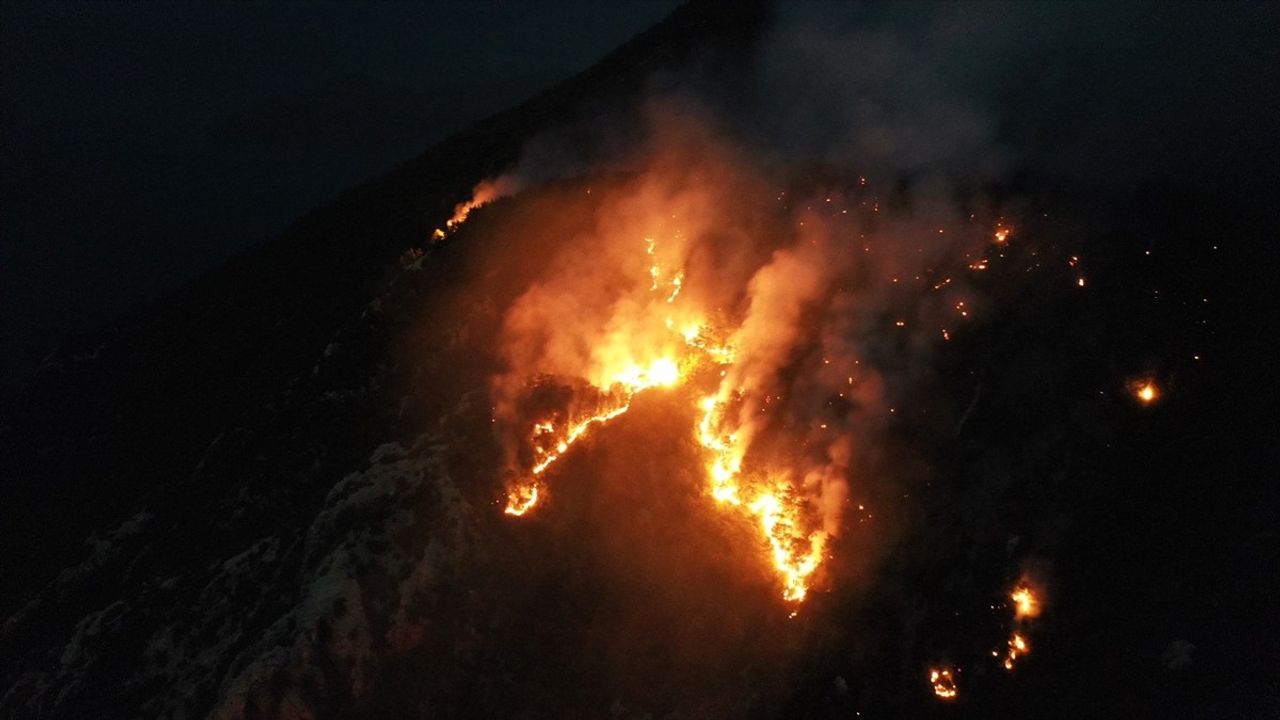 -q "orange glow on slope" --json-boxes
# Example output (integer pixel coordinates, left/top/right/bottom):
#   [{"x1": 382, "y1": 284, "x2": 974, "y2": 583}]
[
  {"x1": 500, "y1": 228, "x2": 830, "y2": 602},
  {"x1": 501, "y1": 357, "x2": 683, "y2": 515},
  {"x1": 501, "y1": 235, "x2": 727, "y2": 517},
  {"x1": 434, "y1": 176, "x2": 520, "y2": 239},
  {"x1": 503, "y1": 484, "x2": 539, "y2": 516},
  {"x1": 491, "y1": 173, "x2": 1024, "y2": 606}
]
